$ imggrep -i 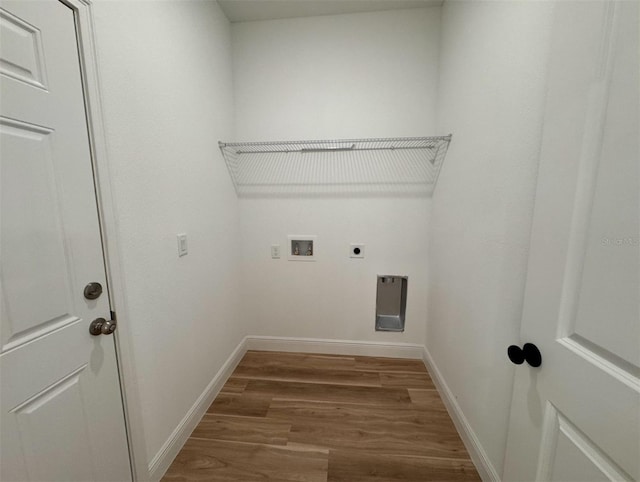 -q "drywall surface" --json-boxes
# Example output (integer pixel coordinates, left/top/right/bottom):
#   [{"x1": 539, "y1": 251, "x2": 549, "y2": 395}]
[
  {"x1": 231, "y1": 7, "x2": 440, "y2": 139},
  {"x1": 92, "y1": 1, "x2": 240, "y2": 470},
  {"x1": 232, "y1": 8, "x2": 440, "y2": 345},
  {"x1": 429, "y1": 1, "x2": 554, "y2": 476},
  {"x1": 239, "y1": 197, "x2": 430, "y2": 344}
]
